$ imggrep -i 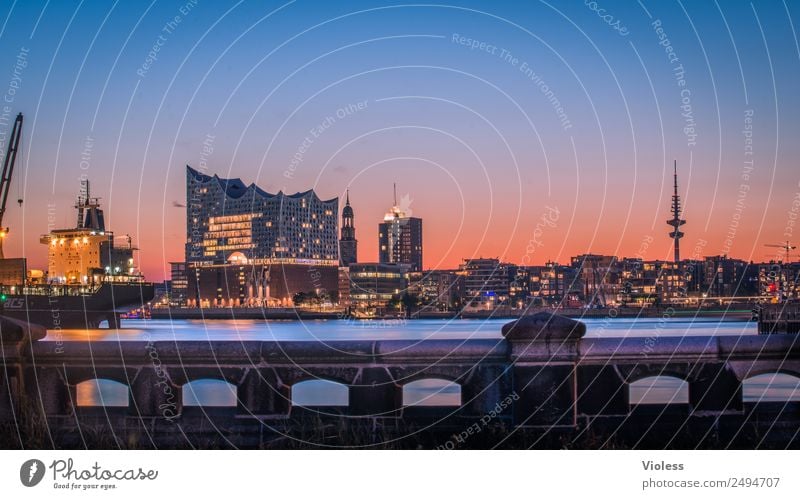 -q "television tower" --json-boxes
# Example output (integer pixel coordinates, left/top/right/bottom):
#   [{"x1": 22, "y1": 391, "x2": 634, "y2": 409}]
[{"x1": 666, "y1": 160, "x2": 685, "y2": 263}]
